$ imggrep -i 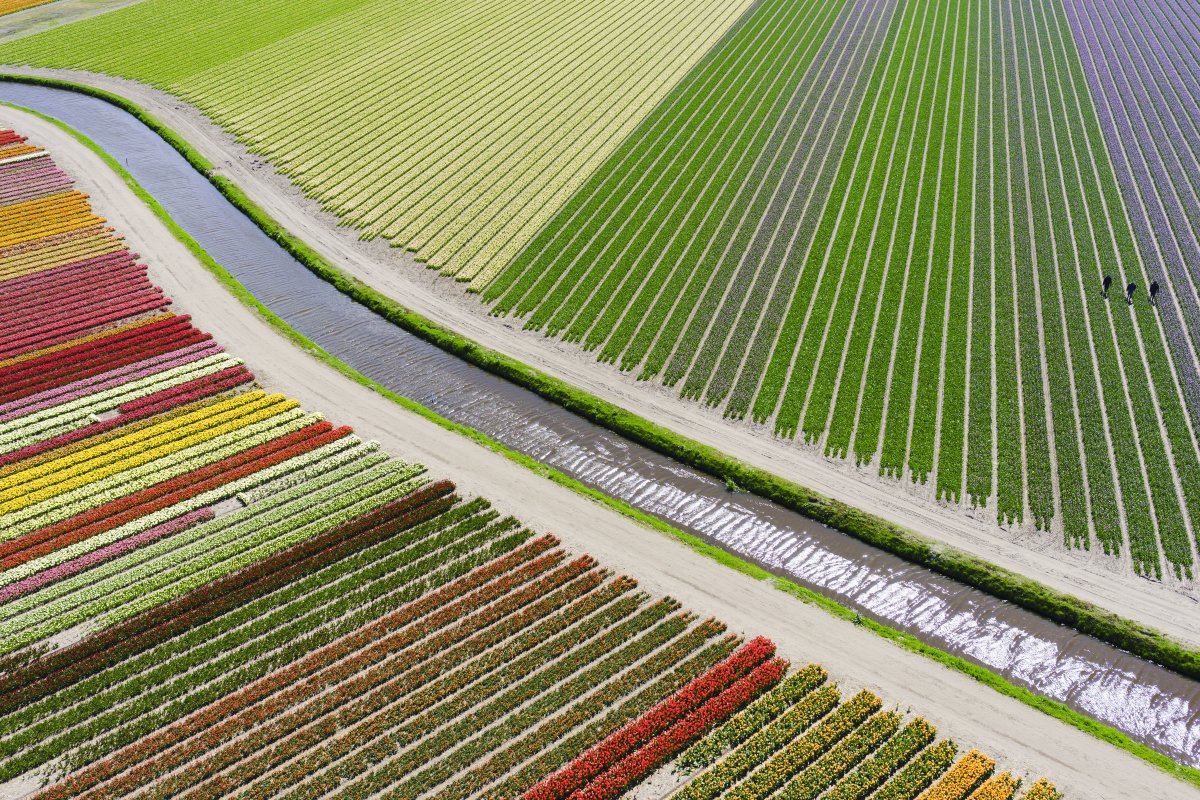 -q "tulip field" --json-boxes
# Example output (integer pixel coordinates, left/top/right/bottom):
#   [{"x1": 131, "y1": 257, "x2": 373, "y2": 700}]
[
  {"x1": 0, "y1": 130, "x2": 1054, "y2": 797},
  {"x1": 0, "y1": 1, "x2": 56, "y2": 17},
  {"x1": 4, "y1": 0, "x2": 1200, "y2": 582}
]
